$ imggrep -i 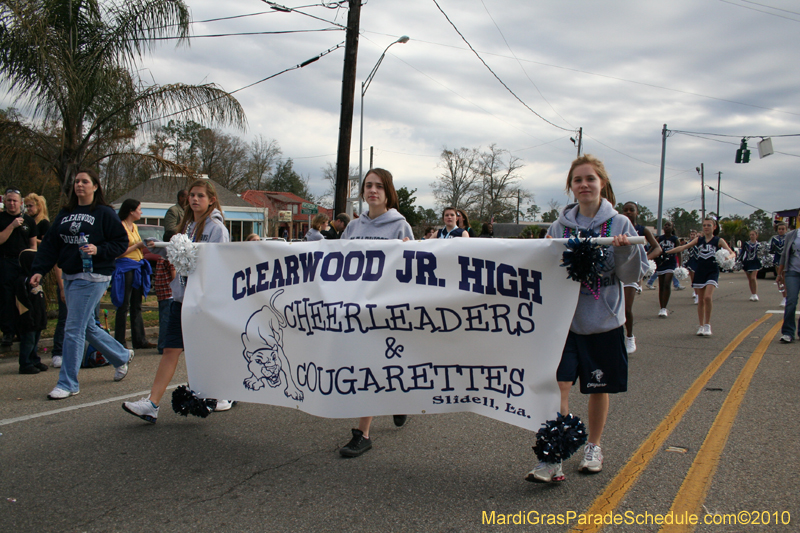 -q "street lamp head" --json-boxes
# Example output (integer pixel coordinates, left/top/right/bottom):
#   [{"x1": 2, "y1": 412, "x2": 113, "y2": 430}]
[
  {"x1": 397, "y1": 36, "x2": 410, "y2": 44},
  {"x1": 696, "y1": 166, "x2": 700, "y2": 173}
]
